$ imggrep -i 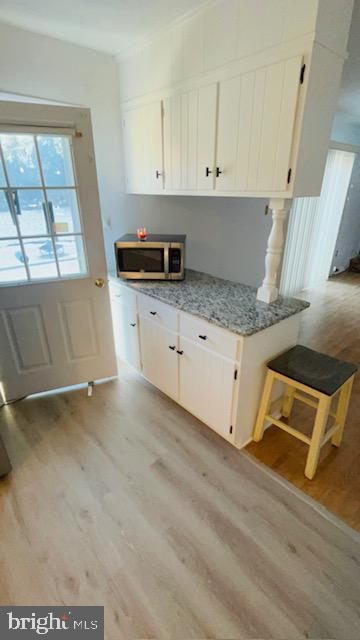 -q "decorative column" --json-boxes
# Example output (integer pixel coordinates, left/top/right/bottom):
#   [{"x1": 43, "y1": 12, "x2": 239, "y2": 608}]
[{"x1": 257, "y1": 198, "x2": 292, "y2": 304}]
